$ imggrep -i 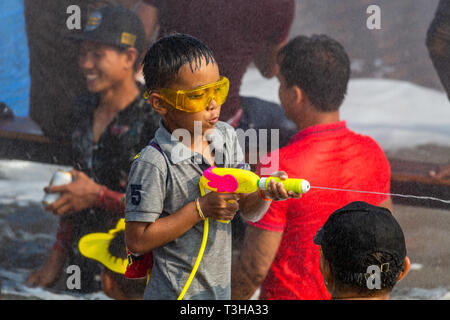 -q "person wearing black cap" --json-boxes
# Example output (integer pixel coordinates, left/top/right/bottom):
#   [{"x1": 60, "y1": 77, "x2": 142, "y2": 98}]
[
  {"x1": 24, "y1": 0, "x2": 144, "y2": 146},
  {"x1": 26, "y1": 5, "x2": 160, "y2": 293},
  {"x1": 313, "y1": 201, "x2": 410, "y2": 300}
]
